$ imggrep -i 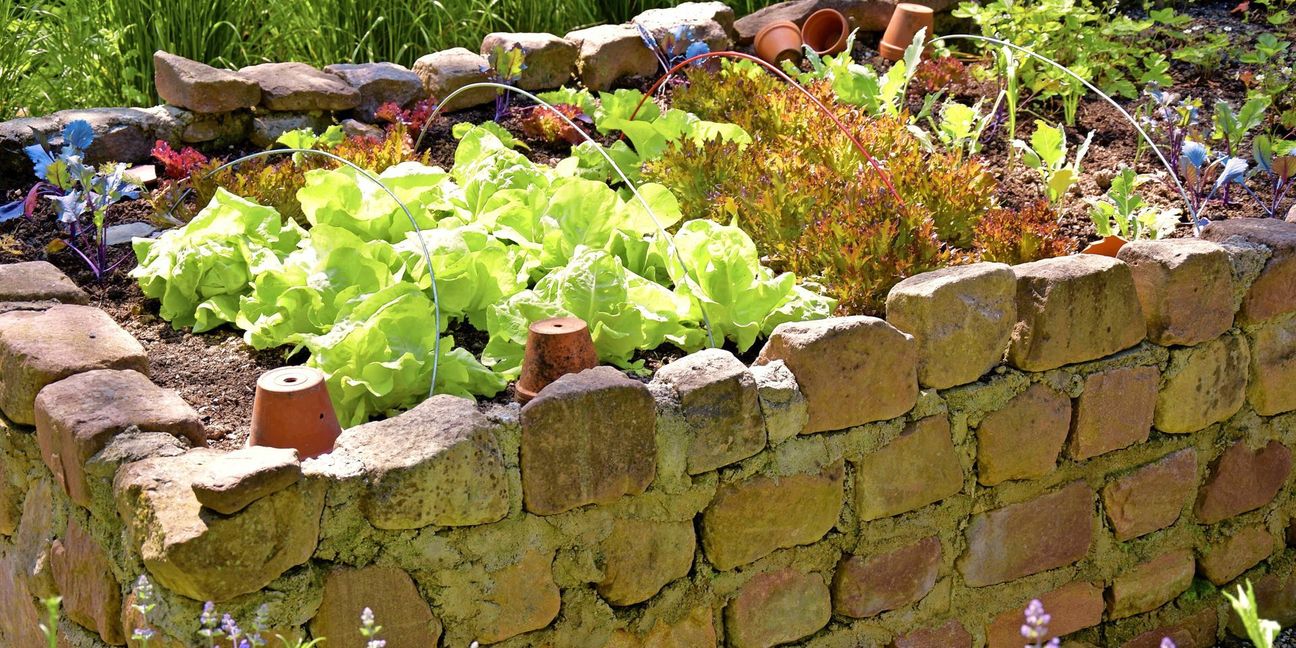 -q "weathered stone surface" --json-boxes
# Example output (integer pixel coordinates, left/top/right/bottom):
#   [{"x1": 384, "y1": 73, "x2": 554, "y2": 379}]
[
  {"x1": 238, "y1": 62, "x2": 360, "y2": 112},
  {"x1": 976, "y1": 383, "x2": 1071, "y2": 485},
  {"x1": 634, "y1": 2, "x2": 737, "y2": 52},
  {"x1": 833, "y1": 536, "x2": 941, "y2": 618},
  {"x1": 0, "y1": 305, "x2": 148, "y2": 425},
  {"x1": 1117, "y1": 239, "x2": 1236, "y2": 346},
  {"x1": 308, "y1": 566, "x2": 441, "y2": 648},
  {"x1": 725, "y1": 568, "x2": 830, "y2": 648},
  {"x1": 114, "y1": 448, "x2": 325, "y2": 602},
  {"x1": 1248, "y1": 314, "x2": 1296, "y2": 415},
  {"x1": 1241, "y1": 572, "x2": 1296, "y2": 634},
  {"x1": 1196, "y1": 439, "x2": 1292, "y2": 524},
  {"x1": 15, "y1": 478, "x2": 56, "y2": 599},
  {"x1": 1155, "y1": 334, "x2": 1250, "y2": 434},
  {"x1": 1202, "y1": 218, "x2": 1296, "y2": 324},
  {"x1": 1102, "y1": 449, "x2": 1197, "y2": 541},
  {"x1": 49, "y1": 517, "x2": 125, "y2": 644},
  {"x1": 463, "y1": 548, "x2": 561, "y2": 644},
  {"x1": 756, "y1": 316, "x2": 917, "y2": 434},
  {"x1": 1008, "y1": 255, "x2": 1147, "y2": 371},
  {"x1": 412, "y1": 48, "x2": 494, "y2": 110},
  {"x1": 890, "y1": 619, "x2": 973, "y2": 648},
  {"x1": 1122, "y1": 606, "x2": 1218, "y2": 648},
  {"x1": 701, "y1": 462, "x2": 844, "y2": 570},
  {"x1": 749, "y1": 359, "x2": 808, "y2": 444},
  {"x1": 606, "y1": 607, "x2": 716, "y2": 648},
  {"x1": 34, "y1": 369, "x2": 203, "y2": 507},
  {"x1": 1, "y1": 107, "x2": 179, "y2": 177},
  {"x1": 1070, "y1": 366, "x2": 1158, "y2": 460},
  {"x1": 248, "y1": 111, "x2": 333, "y2": 148},
  {"x1": 597, "y1": 519, "x2": 695, "y2": 606},
  {"x1": 986, "y1": 581, "x2": 1104, "y2": 648},
  {"x1": 158, "y1": 105, "x2": 251, "y2": 144},
  {"x1": 154, "y1": 51, "x2": 260, "y2": 113},
  {"x1": 960, "y1": 481, "x2": 1094, "y2": 587},
  {"x1": 480, "y1": 33, "x2": 577, "y2": 91},
  {"x1": 654, "y1": 349, "x2": 764, "y2": 474},
  {"x1": 0, "y1": 261, "x2": 88, "y2": 306},
  {"x1": 566, "y1": 24, "x2": 659, "y2": 91},
  {"x1": 1106, "y1": 549, "x2": 1195, "y2": 619},
  {"x1": 84, "y1": 430, "x2": 188, "y2": 512},
  {"x1": 340, "y1": 118, "x2": 384, "y2": 140},
  {"x1": 333, "y1": 395, "x2": 509, "y2": 529},
  {"x1": 1199, "y1": 525, "x2": 1273, "y2": 585},
  {"x1": 854, "y1": 415, "x2": 962, "y2": 520},
  {"x1": 323, "y1": 62, "x2": 424, "y2": 120},
  {"x1": 0, "y1": 552, "x2": 53, "y2": 647},
  {"x1": 886, "y1": 262, "x2": 1016, "y2": 389},
  {"x1": 191, "y1": 446, "x2": 301, "y2": 515},
  {"x1": 520, "y1": 367, "x2": 654, "y2": 515}
]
